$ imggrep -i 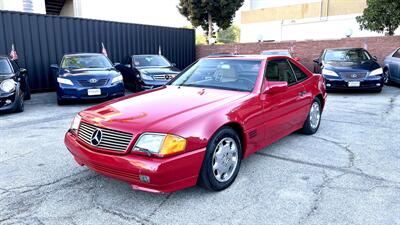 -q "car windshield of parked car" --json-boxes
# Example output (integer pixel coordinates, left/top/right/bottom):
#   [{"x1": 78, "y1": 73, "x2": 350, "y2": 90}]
[
  {"x1": 133, "y1": 55, "x2": 171, "y2": 67},
  {"x1": 170, "y1": 59, "x2": 261, "y2": 92},
  {"x1": 324, "y1": 49, "x2": 371, "y2": 62},
  {"x1": 0, "y1": 59, "x2": 12, "y2": 74},
  {"x1": 261, "y1": 51, "x2": 291, "y2": 56},
  {"x1": 61, "y1": 55, "x2": 112, "y2": 69}
]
